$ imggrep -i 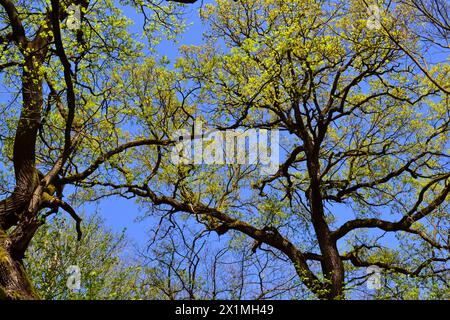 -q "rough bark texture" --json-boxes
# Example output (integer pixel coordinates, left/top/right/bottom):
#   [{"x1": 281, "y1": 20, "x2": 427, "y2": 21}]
[
  {"x1": 0, "y1": 230, "x2": 39, "y2": 299},
  {"x1": 0, "y1": 52, "x2": 44, "y2": 299}
]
